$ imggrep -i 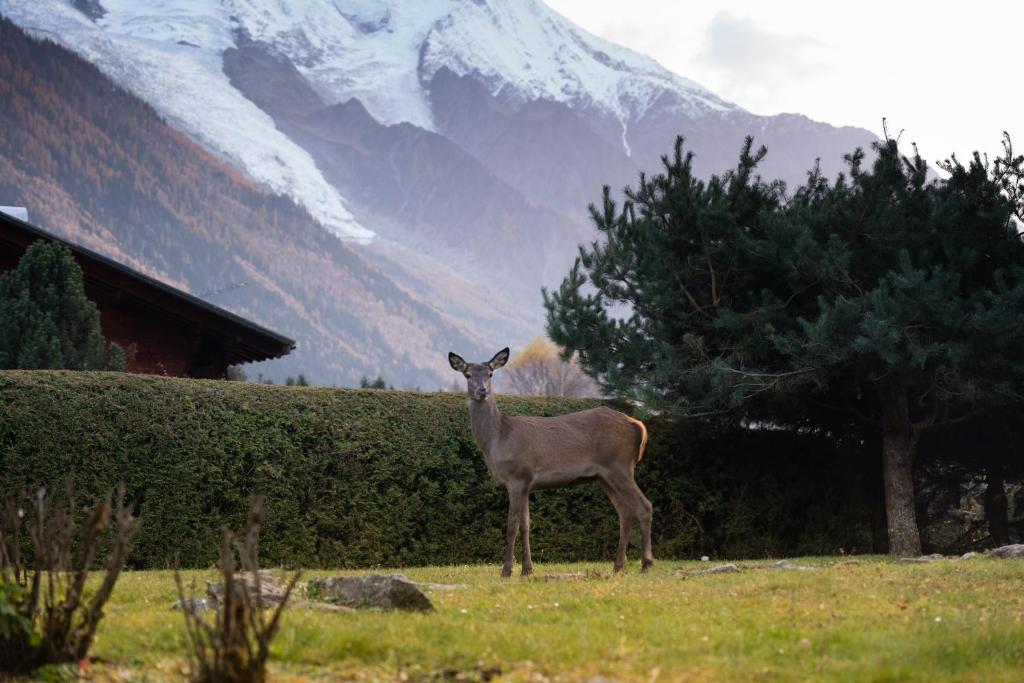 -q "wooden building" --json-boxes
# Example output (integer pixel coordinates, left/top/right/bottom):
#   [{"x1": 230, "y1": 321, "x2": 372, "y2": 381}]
[{"x1": 0, "y1": 211, "x2": 294, "y2": 378}]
